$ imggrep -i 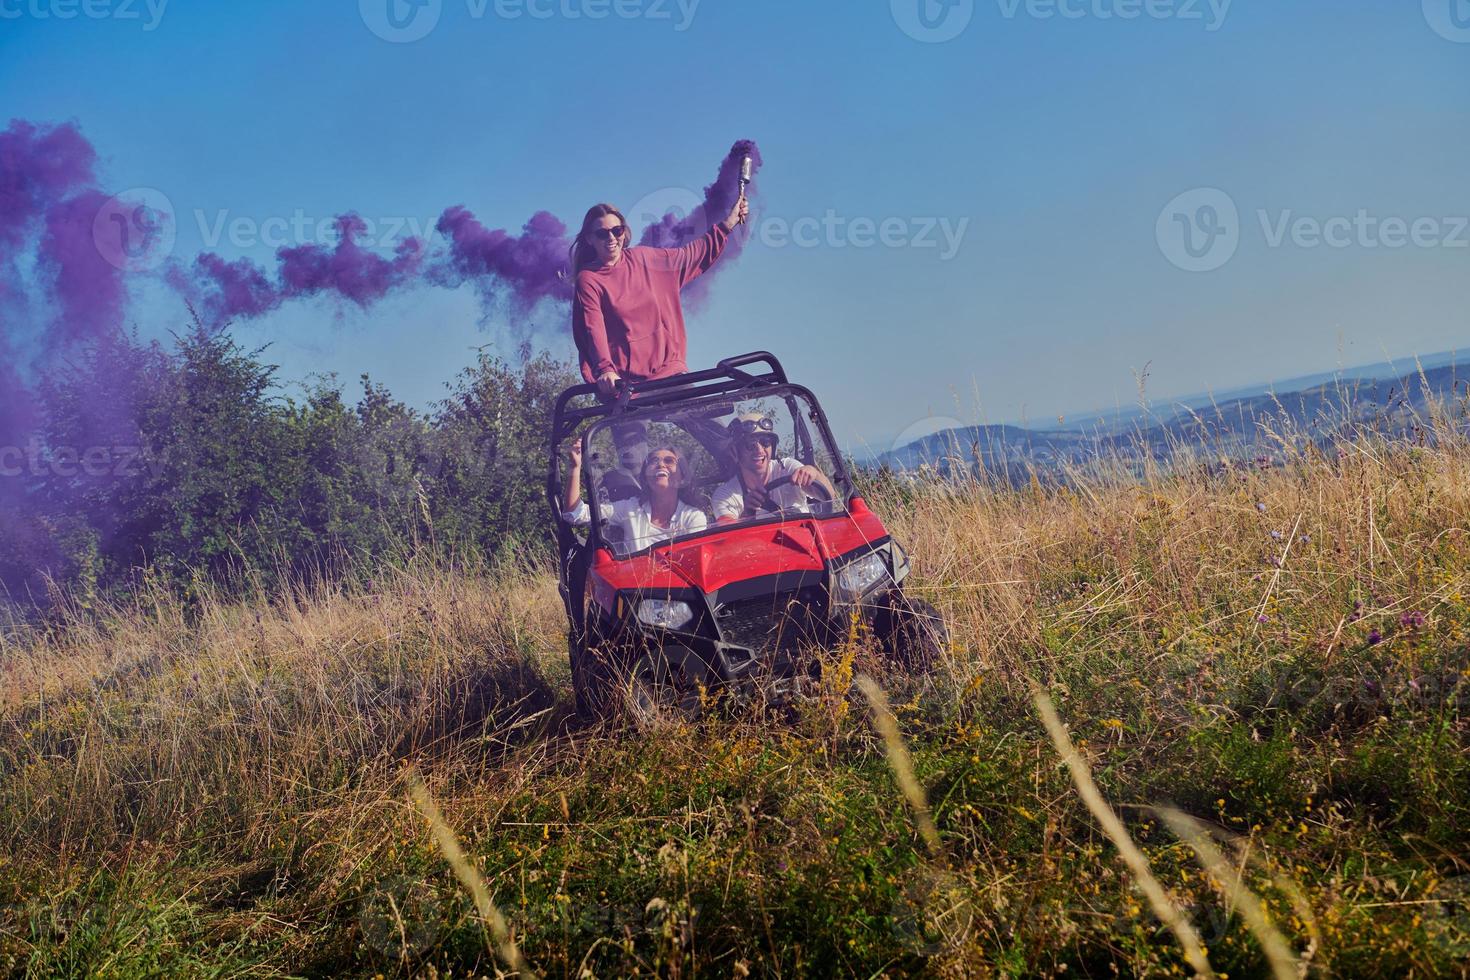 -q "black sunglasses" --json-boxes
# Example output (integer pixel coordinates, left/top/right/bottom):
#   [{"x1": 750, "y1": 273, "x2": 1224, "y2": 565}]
[{"x1": 590, "y1": 225, "x2": 625, "y2": 241}]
